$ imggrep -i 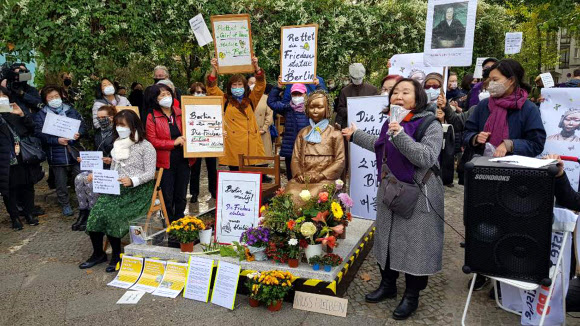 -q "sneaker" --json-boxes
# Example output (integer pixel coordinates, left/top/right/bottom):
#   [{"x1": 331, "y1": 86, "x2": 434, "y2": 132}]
[
  {"x1": 62, "y1": 205, "x2": 74, "y2": 216},
  {"x1": 467, "y1": 275, "x2": 489, "y2": 291}
]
